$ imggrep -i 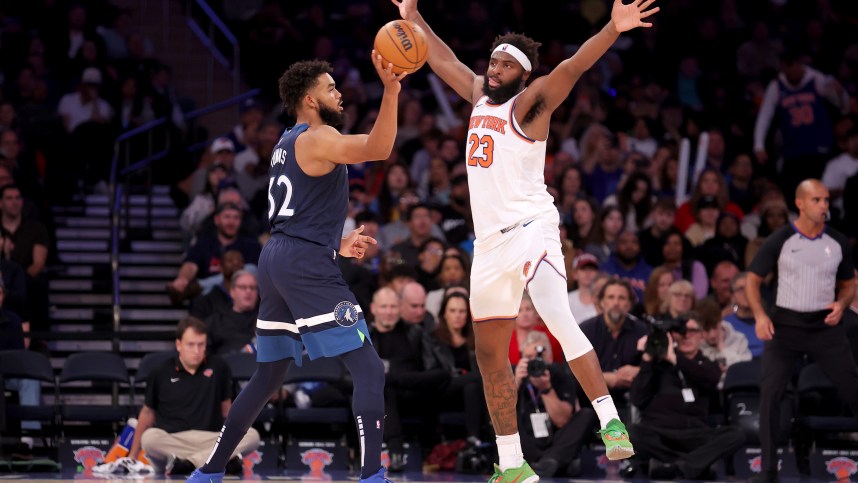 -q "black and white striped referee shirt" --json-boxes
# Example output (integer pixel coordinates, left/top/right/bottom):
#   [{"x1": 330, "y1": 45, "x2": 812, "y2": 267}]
[{"x1": 748, "y1": 223, "x2": 854, "y2": 313}]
